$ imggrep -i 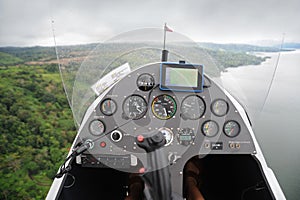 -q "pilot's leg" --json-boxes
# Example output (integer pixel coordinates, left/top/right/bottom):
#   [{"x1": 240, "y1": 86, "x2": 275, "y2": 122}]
[
  {"x1": 184, "y1": 158, "x2": 205, "y2": 200},
  {"x1": 125, "y1": 173, "x2": 144, "y2": 200}
]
